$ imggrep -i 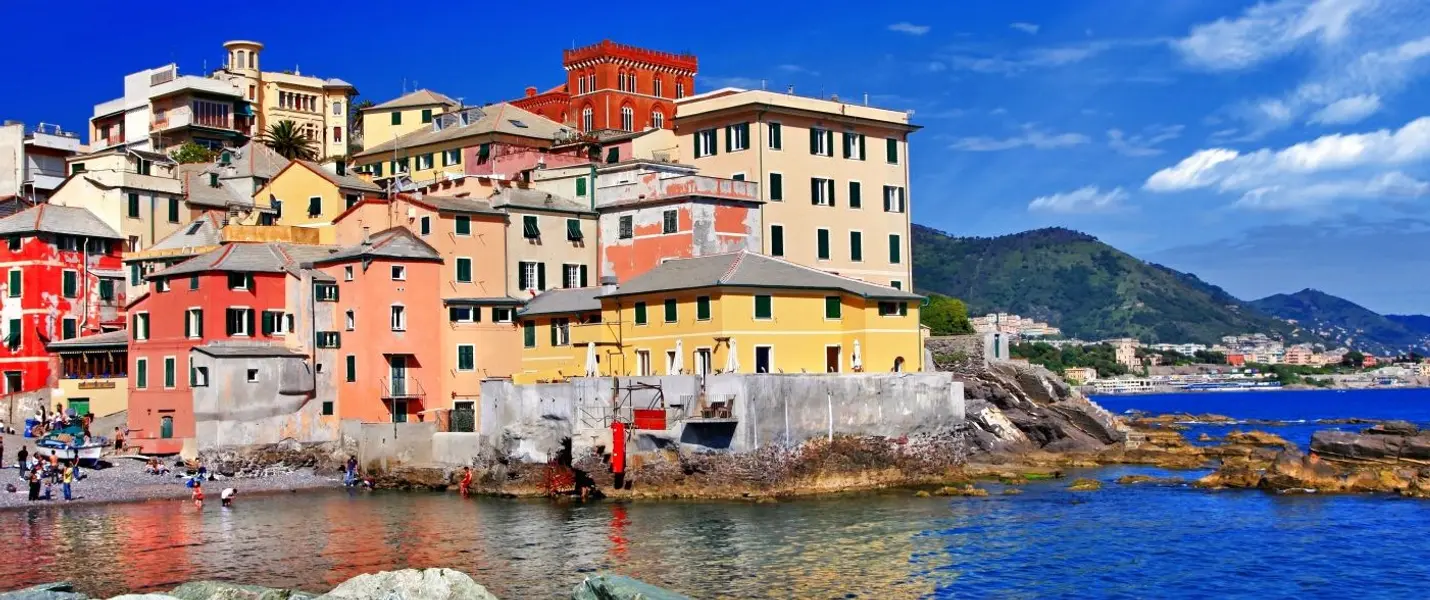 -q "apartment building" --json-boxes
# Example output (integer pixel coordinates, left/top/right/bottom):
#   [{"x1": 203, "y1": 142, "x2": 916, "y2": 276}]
[
  {"x1": 211, "y1": 41, "x2": 355, "y2": 159},
  {"x1": 674, "y1": 88, "x2": 919, "y2": 290},
  {"x1": 50, "y1": 148, "x2": 186, "y2": 253},
  {"x1": 510, "y1": 40, "x2": 698, "y2": 133},
  {"x1": 256, "y1": 160, "x2": 381, "y2": 243},
  {"x1": 488, "y1": 188, "x2": 597, "y2": 298},
  {"x1": 358, "y1": 90, "x2": 460, "y2": 152},
  {"x1": 0, "y1": 121, "x2": 84, "y2": 204}
]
